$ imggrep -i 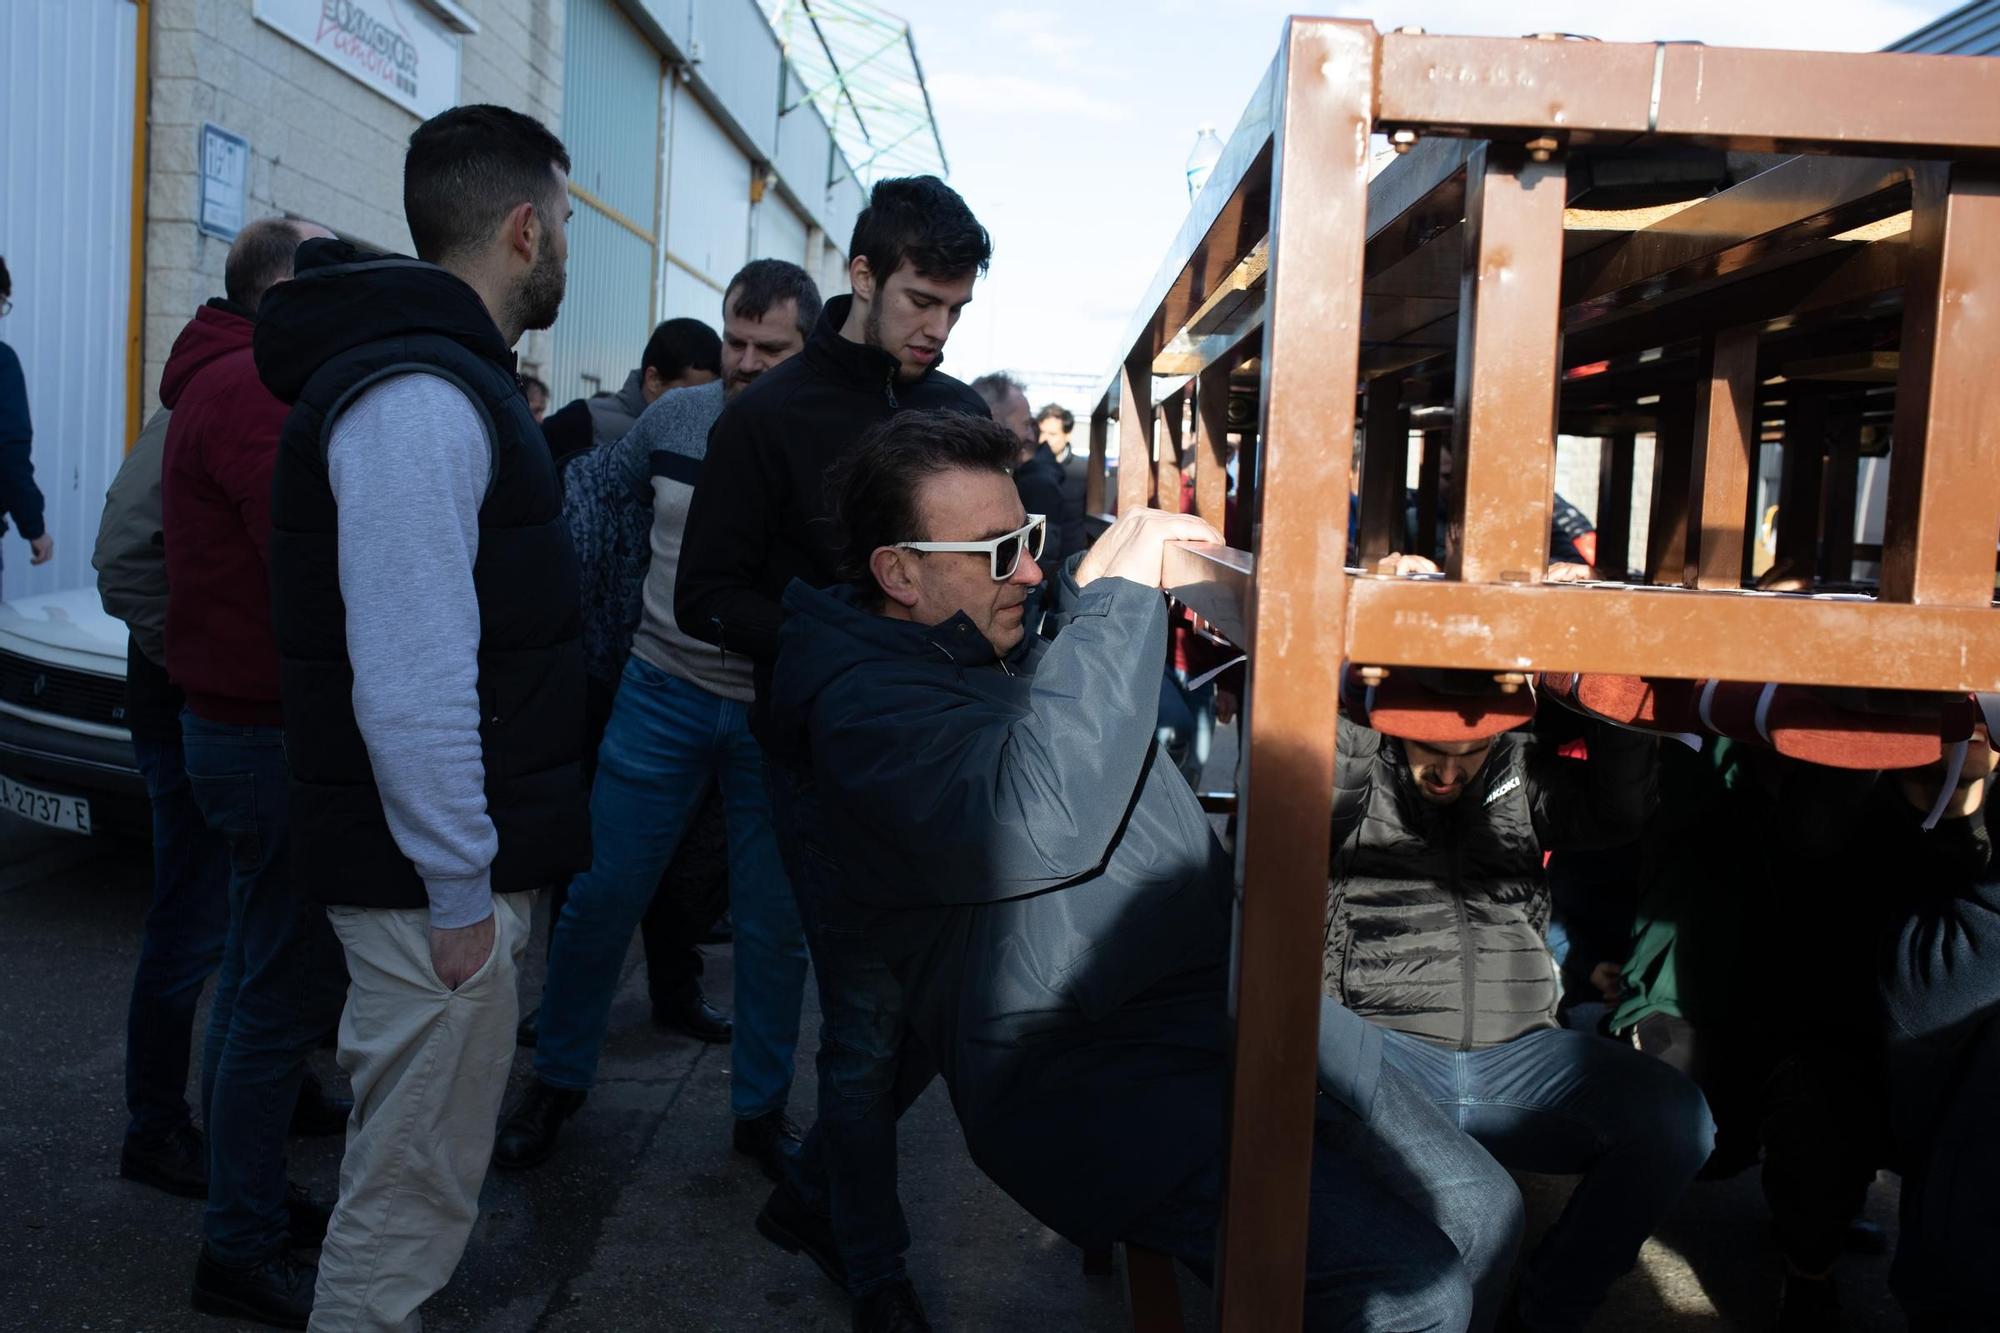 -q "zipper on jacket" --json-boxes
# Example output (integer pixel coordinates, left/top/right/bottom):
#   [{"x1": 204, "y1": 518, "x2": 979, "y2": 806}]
[
  {"x1": 1449, "y1": 826, "x2": 1477, "y2": 1052},
  {"x1": 884, "y1": 367, "x2": 899, "y2": 408}
]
